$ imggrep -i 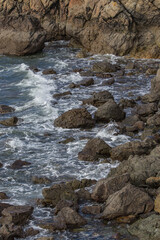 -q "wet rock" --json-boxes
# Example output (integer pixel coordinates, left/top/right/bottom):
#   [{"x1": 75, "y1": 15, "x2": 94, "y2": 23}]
[
  {"x1": 101, "y1": 78, "x2": 115, "y2": 86},
  {"x1": 0, "y1": 203, "x2": 12, "y2": 217},
  {"x1": 83, "y1": 90, "x2": 114, "y2": 108},
  {"x1": 24, "y1": 227, "x2": 40, "y2": 237},
  {"x1": 140, "y1": 127, "x2": 158, "y2": 140},
  {"x1": 56, "y1": 207, "x2": 87, "y2": 228},
  {"x1": 147, "y1": 112, "x2": 160, "y2": 126},
  {"x1": 76, "y1": 49, "x2": 89, "y2": 58},
  {"x1": 119, "y1": 98, "x2": 136, "y2": 109},
  {"x1": 36, "y1": 238, "x2": 54, "y2": 240},
  {"x1": 0, "y1": 116, "x2": 19, "y2": 126},
  {"x1": 54, "y1": 108, "x2": 95, "y2": 129},
  {"x1": 154, "y1": 194, "x2": 160, "y2": 213},
  {"x1": 91, "y1": 174, "x2": 130, "y2": 203},
  {"x1": 141, "y1": 93, "x2": 159, "y2": 103},
  {"x1": 32, "y1": 176, "x2": 51, "y2": 184},
  {"x1": 38, "y1": 219, "x2": 66, "y2": 232},
  {"x1": 0, "y1": 223, "x2": 23, "y2": 239},
  {"x1": 100, "y1": 183, "x2": 153, "y2": 220},
  {"x1": 136, "y1": 103, "x2": 158, "y2": 117},
  {"x1": 110, "y1": 139, "x2": 156, "y2": 161},
  {"x1": 0, "y1": 162, "x2": 3, "y2": 168},
  {"x1": 126, "y1": 121, "x2": 144, "y2": 133},
  {"x1": 151, "y1": 69, "x2": 160, "y2": 98},
  {"x1": 76, "y1": 189, "x2": 91, "y2": 201},
  {"x1": 10, "y1": 160, "x2": 31, "y2": 169},
  {"x1": 128, "y1": 214, "x2": 160, "y2": 240},
  {"x1": 82, "y1": 205, "x2": 101, "y2": 215},
  {"x1": 78, "y1": 138, "x2": 111, "y2": 162},
  {"x1": 94, "y1": 99, "x2": 125, "y2": 123},
  {"x1": 68, "y1": 83, "x2": 77, "y2": 89},
  {"x1": 0, "y1": 192, "x2": 9, "y2": 200},
  {"x1": 1, "y1": 205, "x2": 33, "y2": 225},
  {"x1": 54, "y1": 200, "x2": 78, "y2": 215},
  {"x1": 146, "y1": 68, "x2": 158, "y2": 75},
  {"x1": 29, "y1": 66, "x2": 40, "y2": 73},
  {"x1": 78, "y1": 78, "x2": 94, "y2": 87},
  {"x1": 53, "y1": 91, "x2": 72, "y2": 99},
  {"x1": 109, "y1": 145, "x2": 160, "y2": 186},
  {"x1": 42, "y1": 69, "x2": 56, "y2": 75},
  {"x1": 125, "y1": 62, "x2": 135, "y2": 70},
  {"x1": 59, "y1": 137, "x2": 75, "y2": 144},
  {"x1": 0, "y1": 105, "x2": 15, "y2": 114},
  {"x1": 116, "y1": 215, "x2": 136, "y2": 224},
  {"x1": 92, "y1": 61, "x2": 119, "y2": 73},
  {"x1": 146, "y1": 177, "x2": 160, "y2": 188}
]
